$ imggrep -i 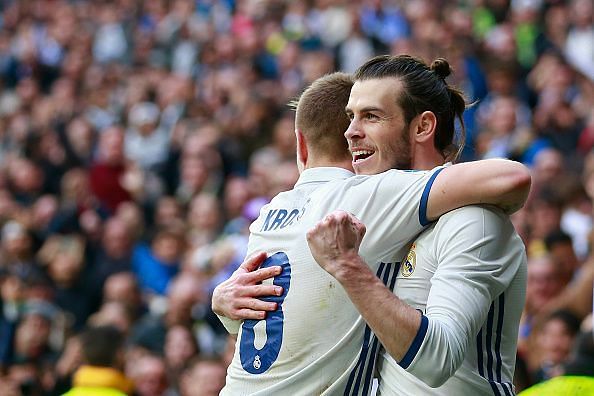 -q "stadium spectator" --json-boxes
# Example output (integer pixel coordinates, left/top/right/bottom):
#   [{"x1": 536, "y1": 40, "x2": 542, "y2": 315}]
[
  {"x1": 528, "y1": 309, "x2": 582, "y2": 383},
  {"x1": 128, "y1": 353, "x2": 168, "y2": 396},
  {"x1": 89, "y1": 126, "x2": 132, "y2": 215},
  {"x1": 131, "y1": 228, "x2": 184, "y2": 297},
  {"x1": 64, "y1": 325, "x2": 134, "y2": 396},
  {"x1": 164, "y1": 324, "x2": 199, "y2": 392},
  {"x1": 179, "y1": 356, "x2": 227, "y2": 396}
]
